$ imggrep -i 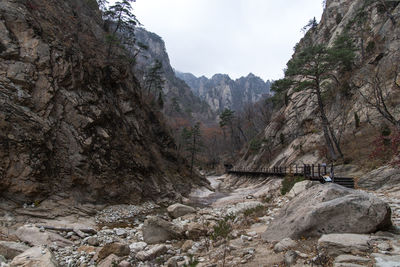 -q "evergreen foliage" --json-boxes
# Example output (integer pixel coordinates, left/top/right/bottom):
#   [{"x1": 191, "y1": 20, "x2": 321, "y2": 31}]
[
  {"x1": 181, "y1": 123, "x2": 202, "y2": 177},
  {"x1": 284, "y1": 34, "x2": 356, "y2": 160},
  {"x1": 102, "y1": 0, "x2": 140, "y2": 58},
  {"x1": 145, "y1": 60, "x2": 164, "y2": 97}
]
